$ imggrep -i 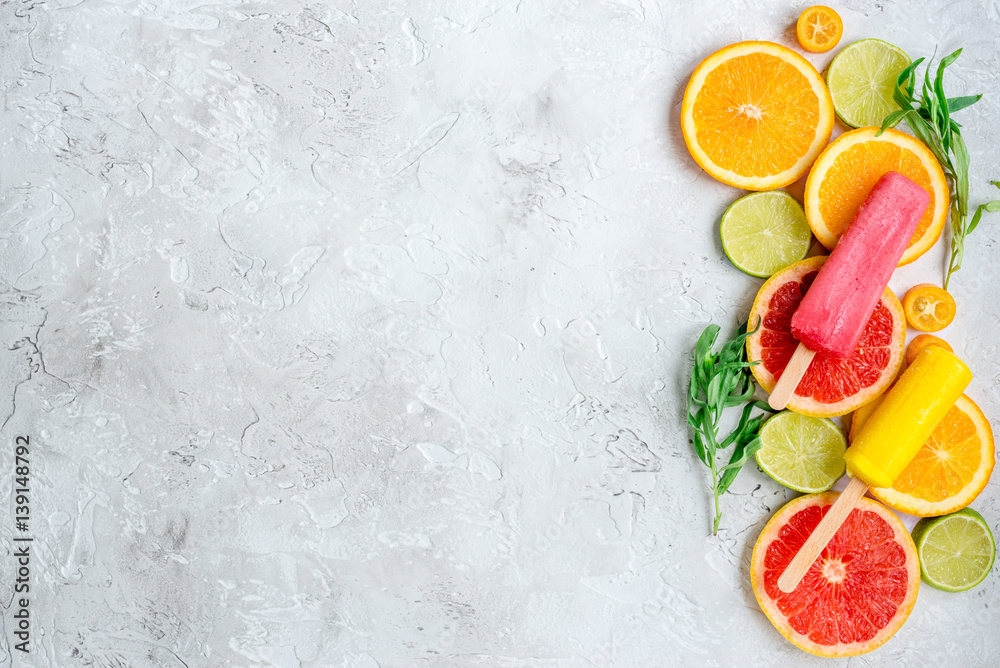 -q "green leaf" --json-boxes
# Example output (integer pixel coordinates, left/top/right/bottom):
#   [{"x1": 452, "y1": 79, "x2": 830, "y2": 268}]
[
  {"x1": 897, "y1": 47, "x2": 991, "y2": 288},
  {"x1": 706, "y1": 374, "x2": 723, "y2": 411},
  {"x1": 953, "y1": 132, "x2": 971, "y2": 218},
  {"x1": 967, "y1": 192, "x2": 1000, "y2": 236},
  {"x1": 922, "y1": 58, "x2": 942, "y2": 133},
  {"x1": 877, "y1": 109, "x2": 909, "y2": 135},
  {"x1": 897, "y1": 57, "x2": 924, "y2": 103},
  {"x1": 695, "y1": 325, "x2": 719, "y2": 362},
  {"x1": 686, "y1": 322, "x2": 772, "y2": 534},
  {"x1": 718, "y1": 436, "x2": 764, "y2": 496},
  {"x1": 934, "y1": 83, "x2": 952, "y2": 152},
  {"x1": 905, "y1": 116, "x2": 950, "y2": 169},
  {"x1": 743, "y1": 401, "x2": 773, "y2": 430},
  {"x1": 719, "y1": 401, "x2": 758, "y2": 449},
  {"x1": 691, "y1": 430, "x2": 709, "y2": 467},
  {"x1": 966, "y1": 204, "x2": 988, "y2": 237},
  {"x1": 947, "y1": 94, "x2": 982, "y2": 113},
  {"x1": 940, "y1": 48, "x2": 963, "y2": 69},
  {"x1": 696, "y1": 407, "x2": 717, "y2": 457}
]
